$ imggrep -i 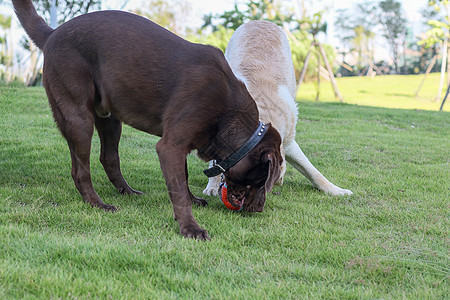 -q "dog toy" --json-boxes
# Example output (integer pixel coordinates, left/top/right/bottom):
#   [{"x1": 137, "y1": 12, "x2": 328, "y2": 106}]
[{"x1": 220, "y1": 183, "x2": 244, "y2": 211}]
